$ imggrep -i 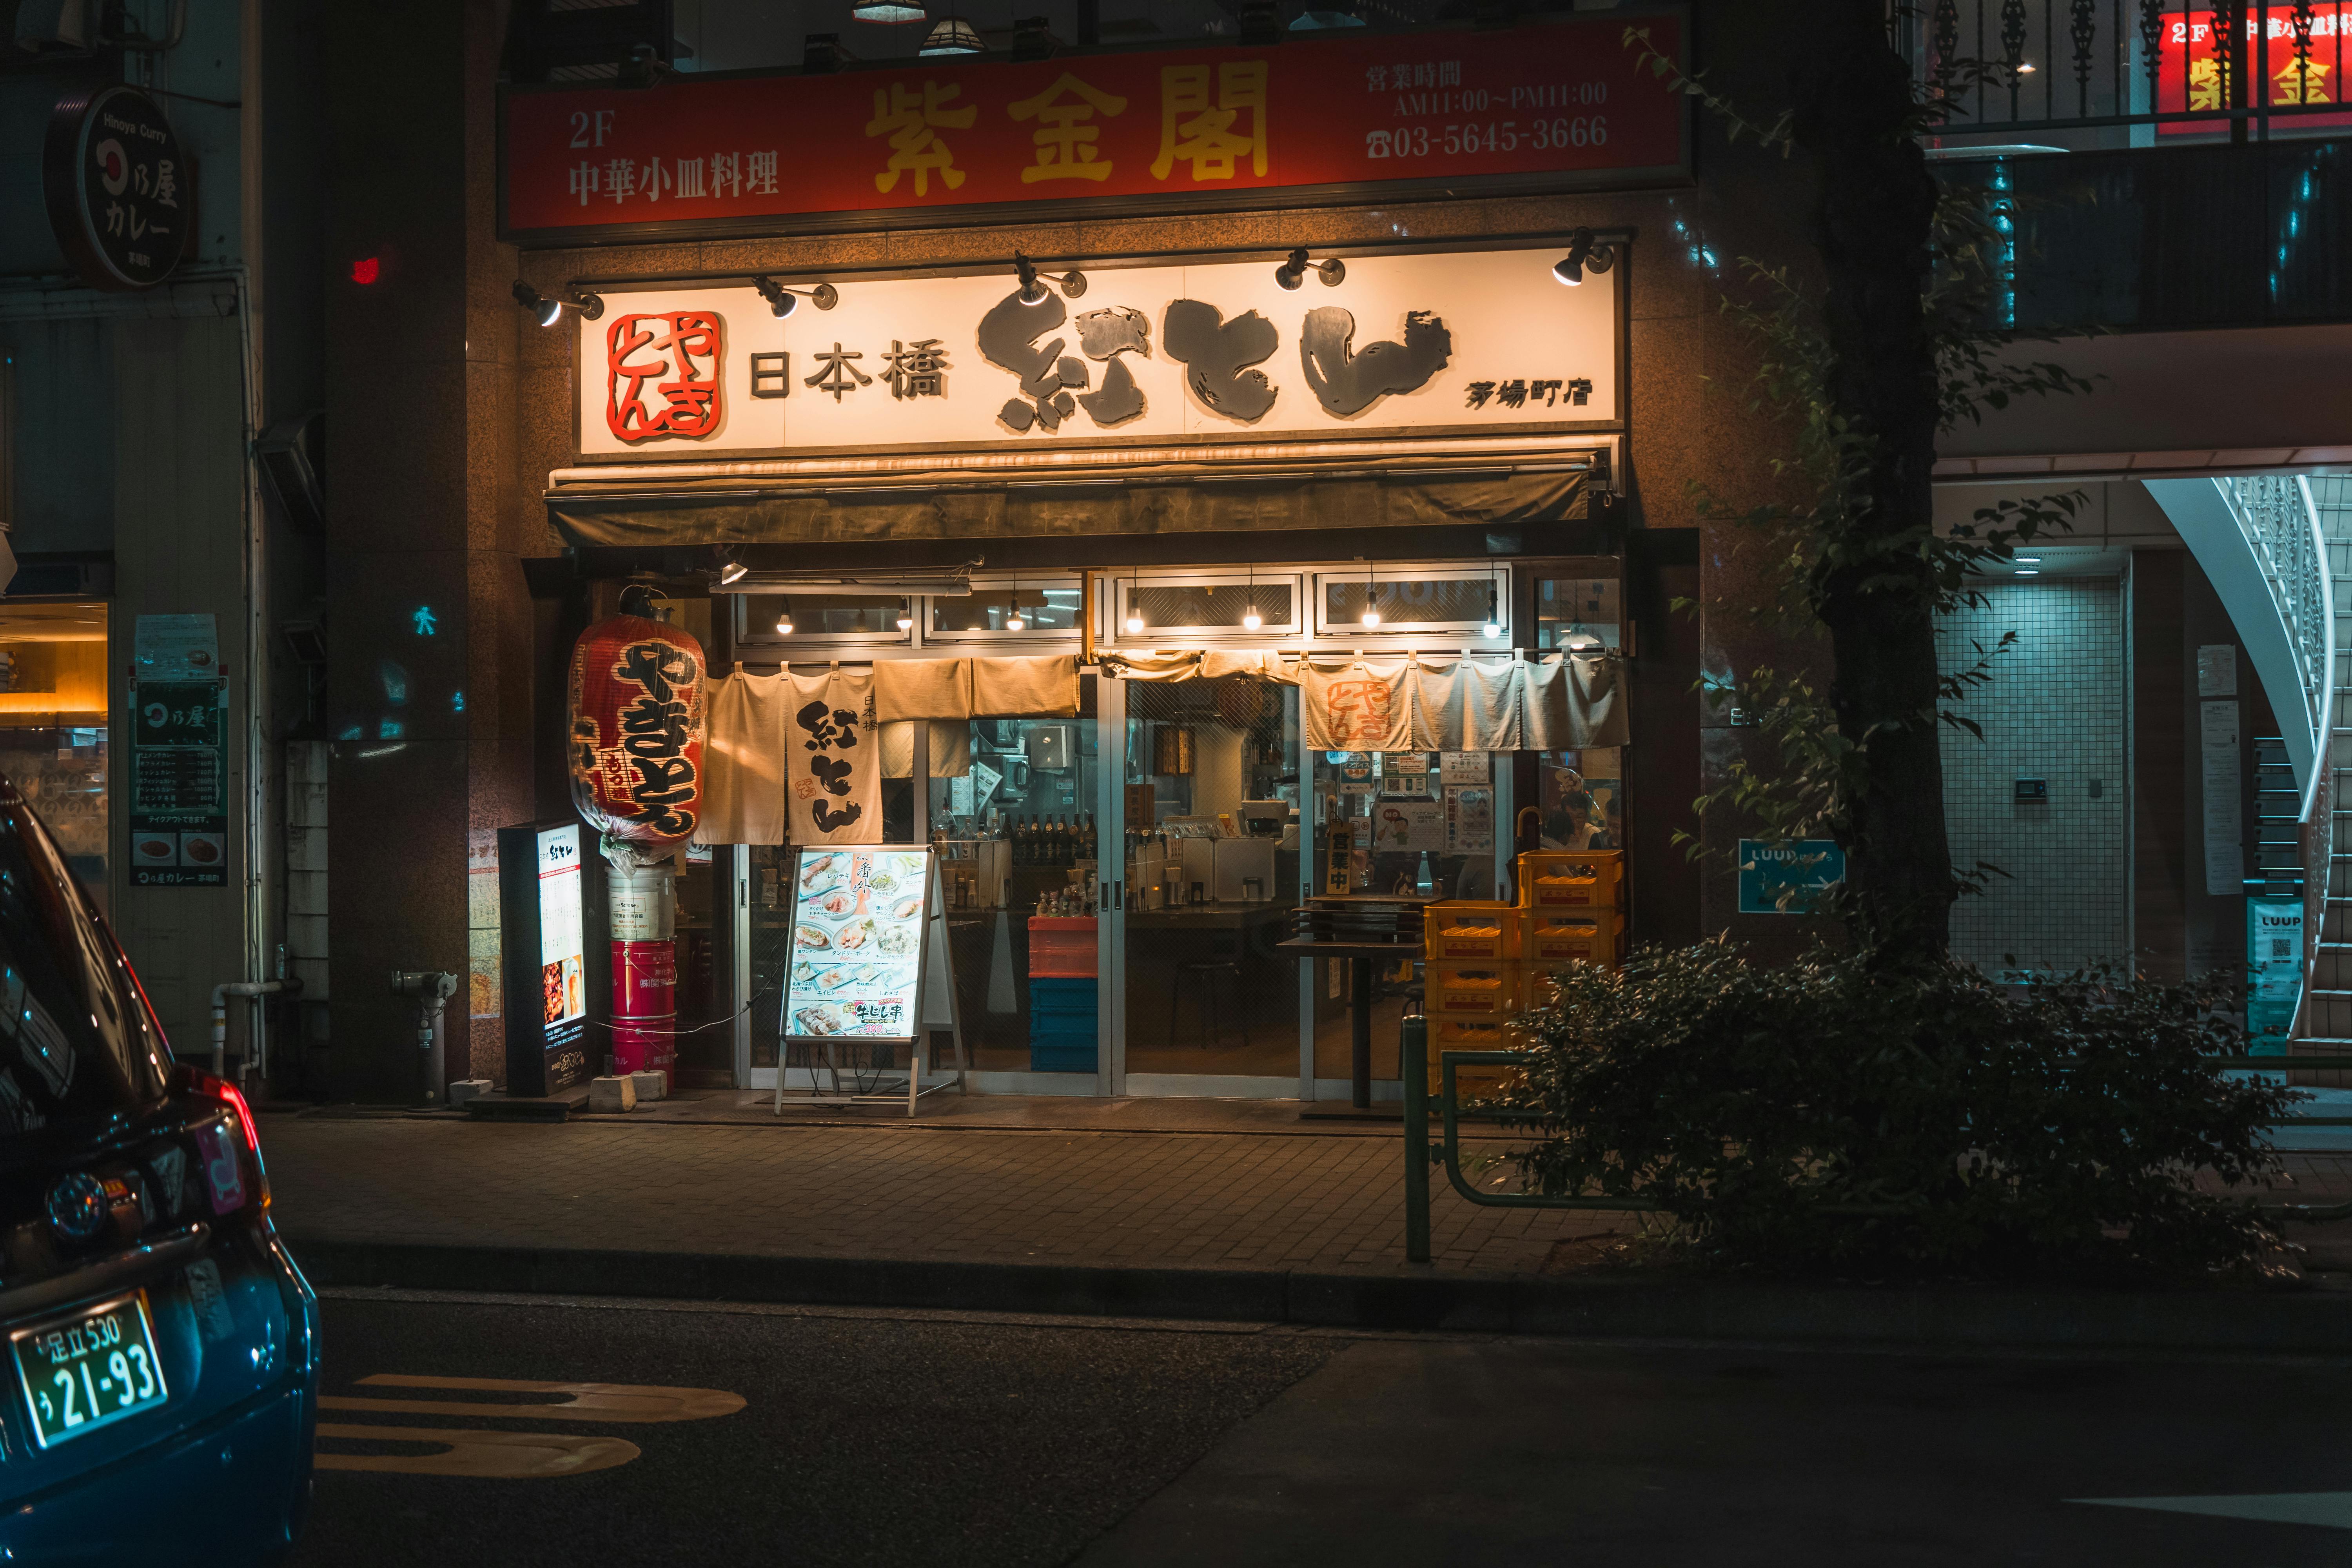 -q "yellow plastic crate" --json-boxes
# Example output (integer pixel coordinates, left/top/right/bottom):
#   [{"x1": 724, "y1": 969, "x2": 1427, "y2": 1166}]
[
  {"x1": 1518, "y1": 849, "x2": 1625, "y2": 911},
  {"x1": 1426, "y1": 960, "x2": 1519, "y2": 1020},
  {"x1": 1423, "y1": 900, "x2": 1518, "y2": 962},
  {"x1": 1429, "y1": 1018, "x2": 1522, "y2": 1097},
  {"x1": 1522, "y1": 908, "x2": 1625, "y2": 967}
]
